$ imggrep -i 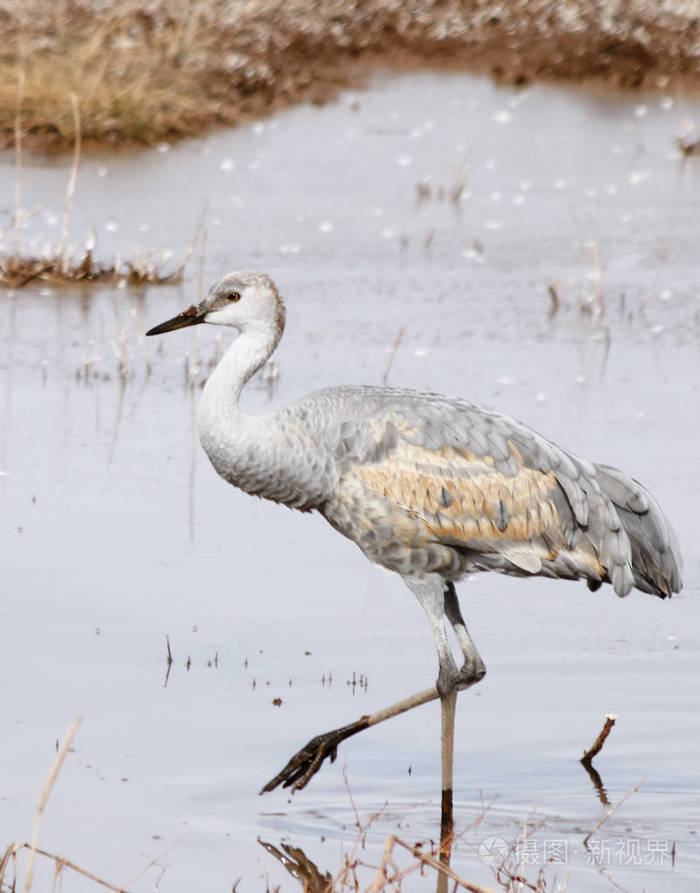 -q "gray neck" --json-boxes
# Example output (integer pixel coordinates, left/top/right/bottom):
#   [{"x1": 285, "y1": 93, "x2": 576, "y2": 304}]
[
  {"x1": 197, "y1": 325, "x2": 333, "y2": 510},
  {"x1": 200, "y1": 325, "x2": 277, "y2": 418},
  {"x1": 197, "y1": 326, "x2": 278, "y2": 489},
  {"x1": 197, "y1": 324, "x2": 327, "y2": 511}
]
